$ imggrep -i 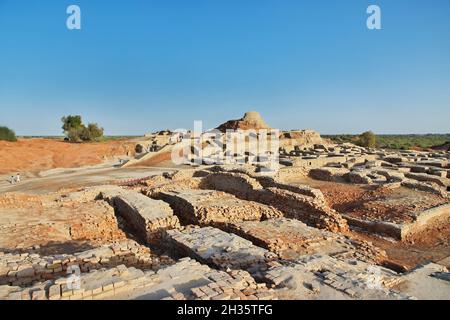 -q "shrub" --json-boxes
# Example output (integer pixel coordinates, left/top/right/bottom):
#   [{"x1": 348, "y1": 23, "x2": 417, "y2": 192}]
[
  {"x1": 357, "y1": 131, "x2": 377, "y2": 148},
  {"x1": 67, "y1": 127, "x2": 83, "y2": 143},
  {"x1": 86, "y1": 123, "x2": 104, "y2": 141},
  {"x1": 0, "y1": 126, "x2": 17, "y2": 142},
  {"x1": 61, "y1": 115, "x2": 104, "y2": 142}
]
